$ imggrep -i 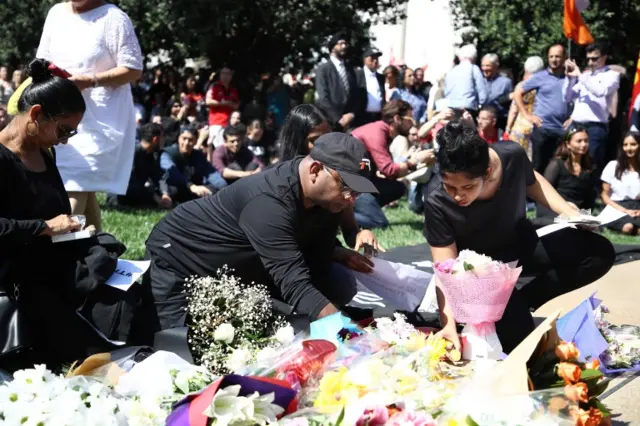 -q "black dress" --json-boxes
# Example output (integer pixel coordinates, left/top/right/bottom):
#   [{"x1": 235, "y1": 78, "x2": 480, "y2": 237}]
[
  {"x1": 537, "y1": 158, "x2": 595, "y2": 218},
  {"x1": 0, "y1": 145, "x2": 112, "y2": 370}
]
